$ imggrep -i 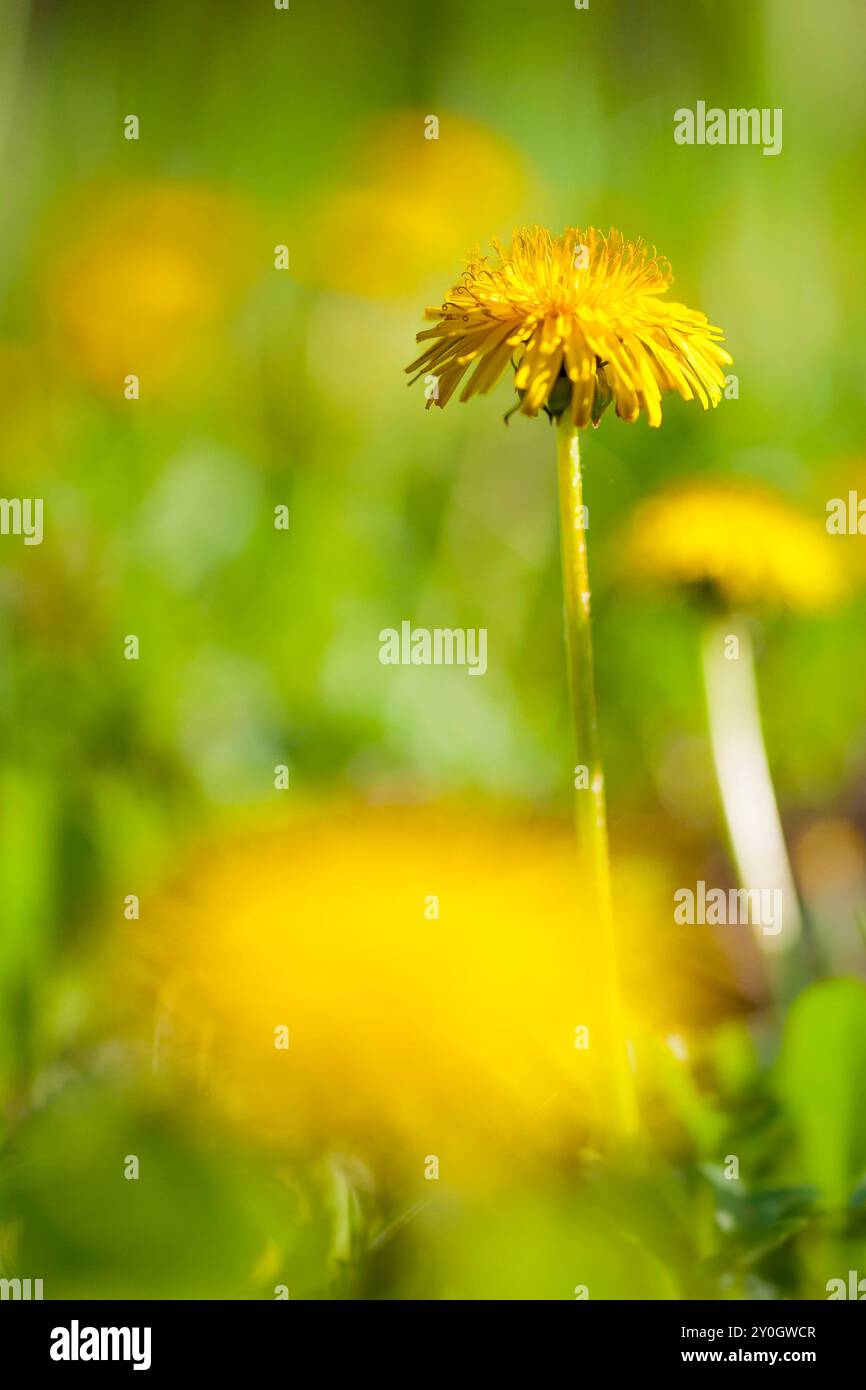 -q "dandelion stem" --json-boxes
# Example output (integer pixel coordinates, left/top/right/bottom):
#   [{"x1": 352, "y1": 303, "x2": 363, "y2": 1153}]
[
  {"x1": 556, "y1": 415, "x2": 637, "y2": 1137},
  {"x1": 701, "y1": 615, "x2": 803, "y2": 959}
]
